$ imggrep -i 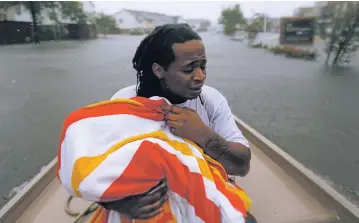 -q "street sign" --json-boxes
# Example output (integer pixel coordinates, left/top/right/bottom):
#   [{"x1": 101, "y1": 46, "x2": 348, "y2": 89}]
[{"x1": 280, "y1": 17, "x2": 316, "y2": 45}]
